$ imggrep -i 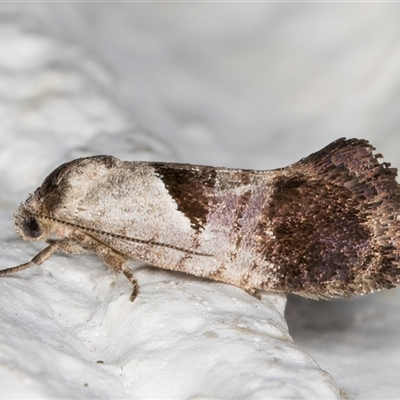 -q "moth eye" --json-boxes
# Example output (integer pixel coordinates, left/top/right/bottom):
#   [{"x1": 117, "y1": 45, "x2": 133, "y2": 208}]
[{"x1": 22, "y1": 217, "x2": 42, "y2": 239}]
